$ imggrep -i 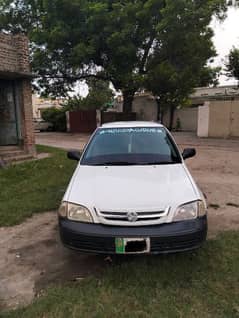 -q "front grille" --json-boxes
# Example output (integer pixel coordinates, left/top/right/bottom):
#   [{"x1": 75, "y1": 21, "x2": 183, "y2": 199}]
[
  {"x1": 60, "y1": 229, "x2": 115, "y2": 253},
  {"x1": 97, "y1": 208, "x2": 169, "y2": 225},
  {"x1": 60, "y1": 227, "x2": 207, "y2": 254},
  {"x1": 150, "y1": 231, "x2": 206, "y2": 252}
]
